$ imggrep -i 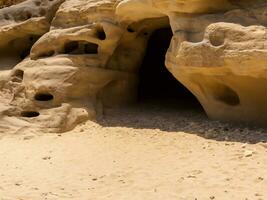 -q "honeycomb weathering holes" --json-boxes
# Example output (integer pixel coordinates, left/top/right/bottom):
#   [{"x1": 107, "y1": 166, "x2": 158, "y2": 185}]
[
  {"x1": 34, "y1": 93, "x2": 54, "y2": 101},
  {"x1": 209, "y1": 31, "x2": 225, "y2": 46},
  {"x1": 21, "y1": 111, "x2": 40, "y2": 118},
  {"x1": 63, "y1": 41, "x2": 98, "y2": 54}
]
